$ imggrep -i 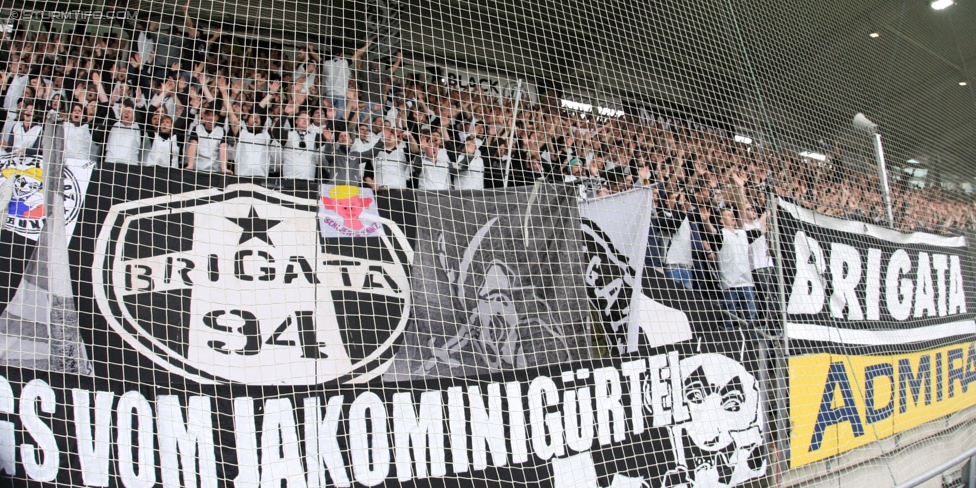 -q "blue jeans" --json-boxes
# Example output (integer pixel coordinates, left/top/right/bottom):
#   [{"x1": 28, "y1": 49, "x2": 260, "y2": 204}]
[
  {"x1": 723, "y1": 286, "x2": 758, "y2": 330},
  {"x1": 666, "y1": 265, "x2": 693, "y2": 290}
]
